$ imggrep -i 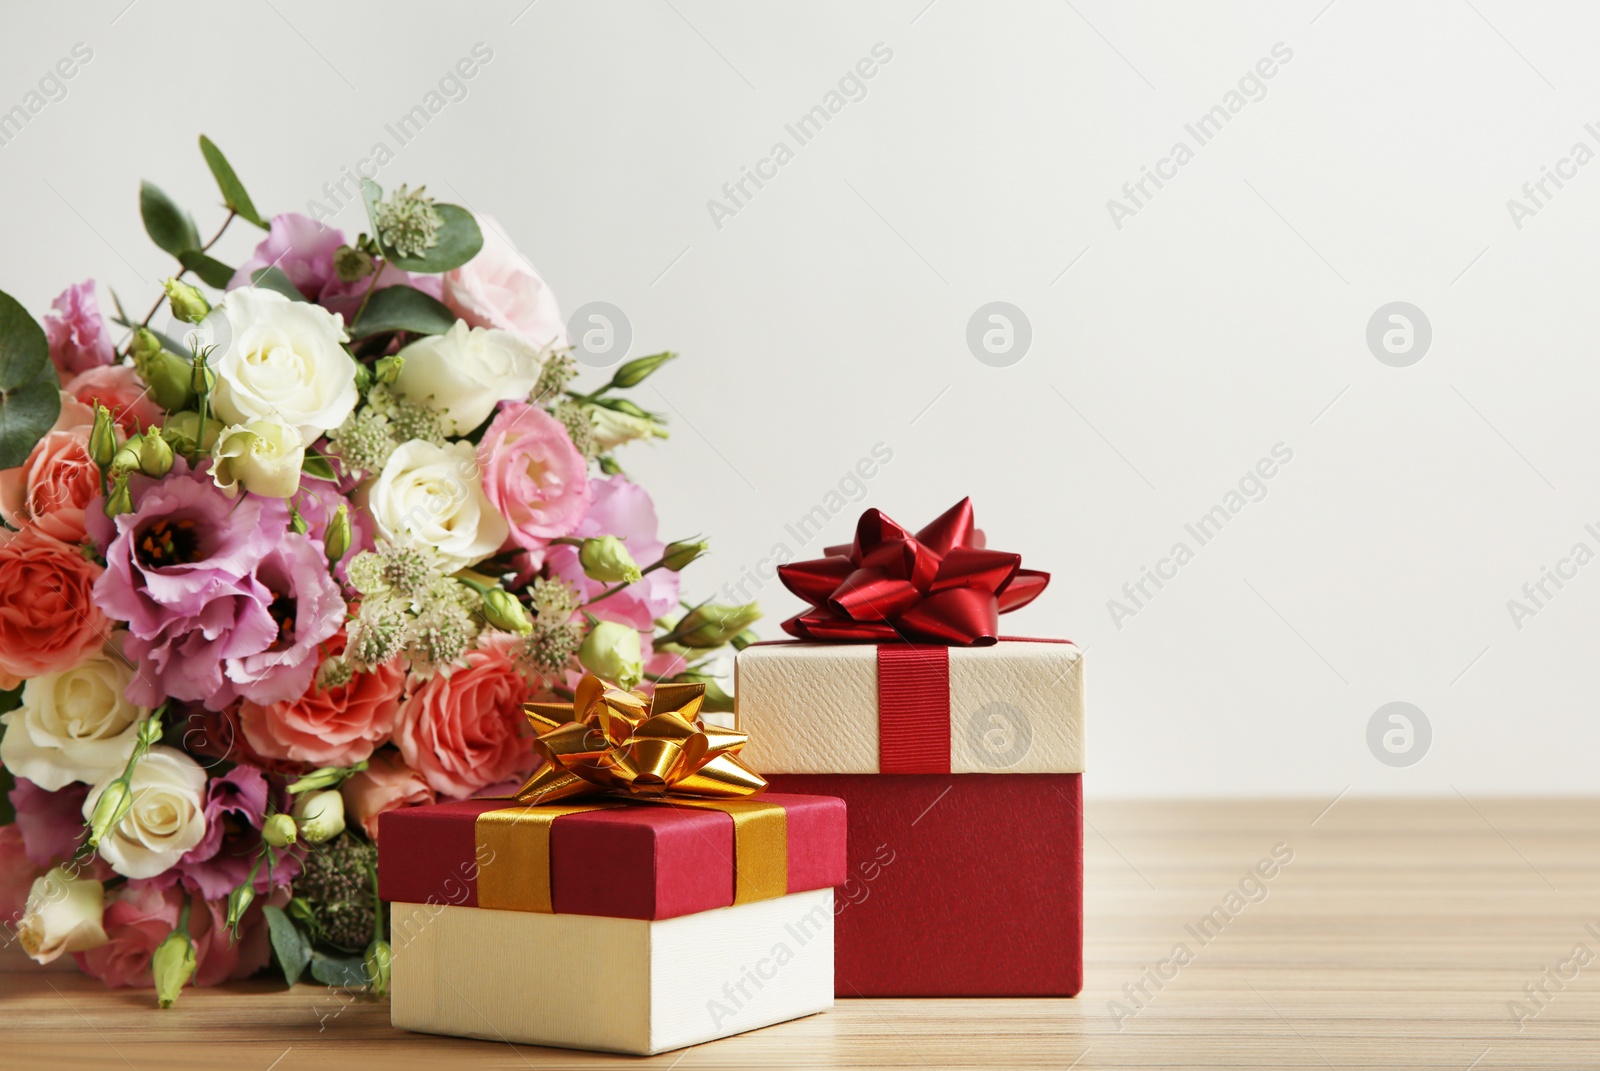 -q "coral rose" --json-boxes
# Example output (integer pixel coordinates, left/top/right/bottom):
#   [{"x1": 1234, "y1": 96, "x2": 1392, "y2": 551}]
[
  {"x1": 0, "y1": 392, "x2": 99, "y2": 543},
  {"x1": 341, "y1": 749, "x2": 435, "y2": 840},
  {"x1": 240, "y1": 636, "x2": 405, "y2": 767},
  {"x1": 66, "y1": 364, "x2": 162, "y2": 434},
  {"x1": 476, "y1": 401, "x2": 591, "y2": 564},
  {"x1": 393, "y1": 636, "x2": 534, "y2": 798},
  {"x1": 0, "y1": 526, "x2": 111, "y2": 682}
]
